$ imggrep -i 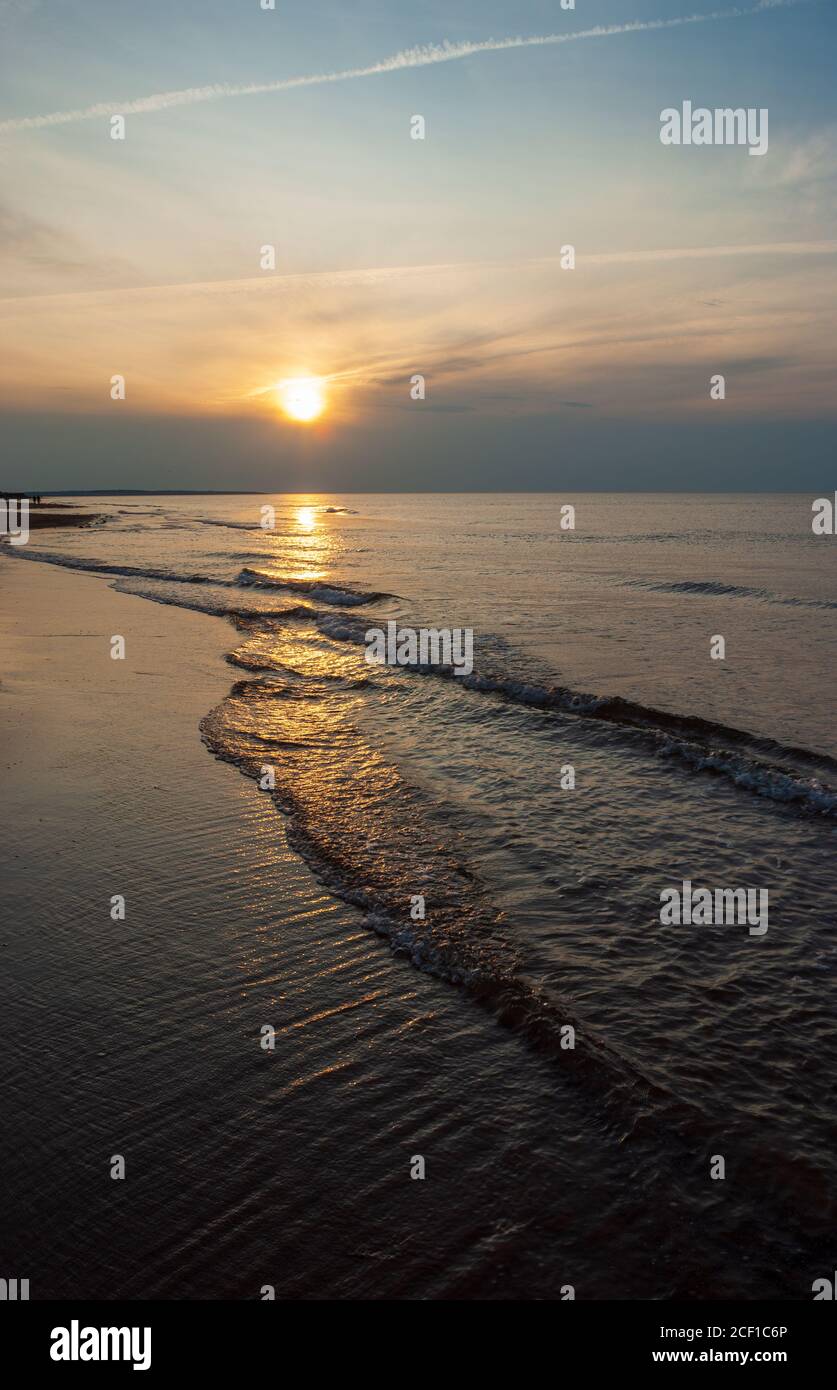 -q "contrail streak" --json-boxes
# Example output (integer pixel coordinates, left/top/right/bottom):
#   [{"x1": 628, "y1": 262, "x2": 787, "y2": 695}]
[
  {"x1": 0, "y1": 0, "x2": 813, "y2": 135},
  {"x1": 1, "y1": 239, "x2": 833, "y2": 312}
]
